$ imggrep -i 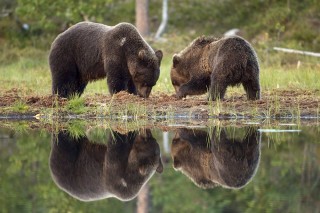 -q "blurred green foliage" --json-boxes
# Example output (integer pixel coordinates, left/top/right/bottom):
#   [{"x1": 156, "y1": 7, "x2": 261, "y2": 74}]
[
  {"x1": 15, "y1": 0, "x2": 118, "y2": 32},
  {"x1": 0, "y1": 0, "x2": 319, "y2": 51}
]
